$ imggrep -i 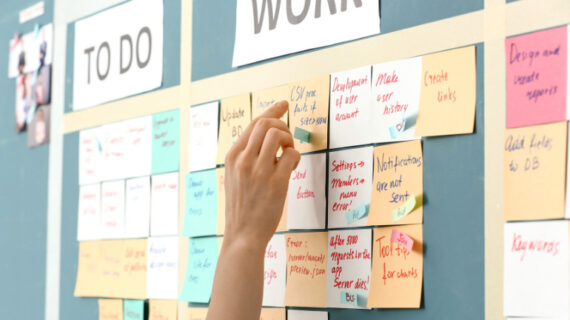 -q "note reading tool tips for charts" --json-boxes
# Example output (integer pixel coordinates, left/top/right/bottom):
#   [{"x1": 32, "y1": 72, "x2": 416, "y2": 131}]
[
  {"x1": 183, "y1": 169, "x2": 218, "y2": 237},
  {"x1": 368, "y1": 224, "x2": 423, "y2": 308},
  {"x1": 150, "y1": 172, "x2": 179, "y2": 236},
  {"x1": 415, "y1": 46, "x2": 476, "y2": 137},
  {"x1": 151, "y1": 110, "x2": 180, "y2": 174},
  {"x1": 263, "y1": 234, "x2": 287, "y2": 307},
  {"x1": 368, "y1": 140, "x2": 423, "y2": 226},
  {"x1": 506, "y1": 25, "x2": 567, "y2": 128},
  {"x1": 180, "y1": 236, "x2": 220, "y2": 303},
  {"x1": 504, "y1": 121, "x2": 567, "y2": 221},
  {"x1": 217, "y1": 94, "x2": 252, "y2": 165},
  {"x1": 146, "y1": 237, "x2": 178, "y2": 300},
  {"x1": 284, "y1": 232, "x2": 328, "y2": 308},
  {"x1": 189, "y1": 102, "x2": 219, "y2": 172}
]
